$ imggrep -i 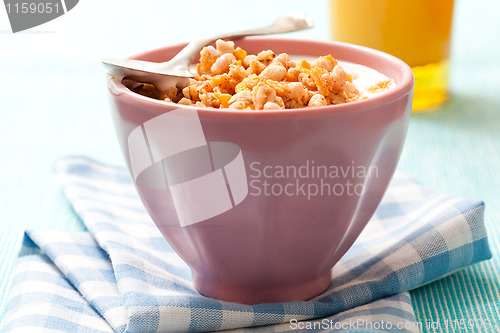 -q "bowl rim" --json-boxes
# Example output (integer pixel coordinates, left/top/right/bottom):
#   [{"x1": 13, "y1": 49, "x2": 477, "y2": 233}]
[{"x1": 107, "y1": 37, "x2": 414, "y2": 117}]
